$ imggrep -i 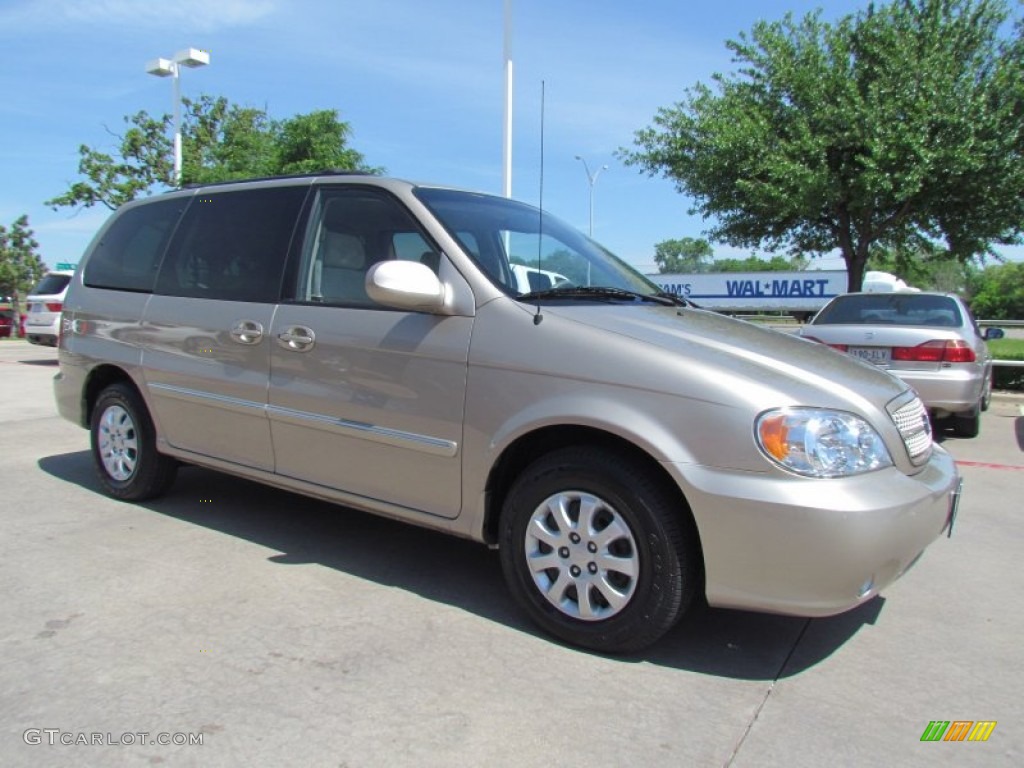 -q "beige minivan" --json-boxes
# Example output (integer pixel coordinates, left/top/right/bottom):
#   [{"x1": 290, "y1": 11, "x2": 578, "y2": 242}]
[{"x1": 55, "y1": 173, "x2": 960, "y2": 652}]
